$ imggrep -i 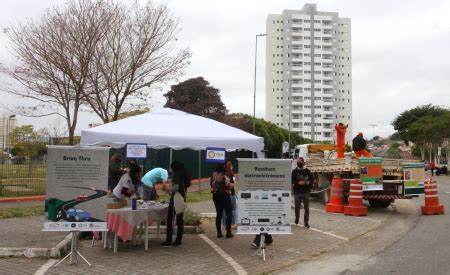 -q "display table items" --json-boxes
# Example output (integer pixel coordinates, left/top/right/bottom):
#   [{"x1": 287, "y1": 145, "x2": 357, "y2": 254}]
[{"x1": 105, "y1": 202, "x2": 168, "y2": 253}]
